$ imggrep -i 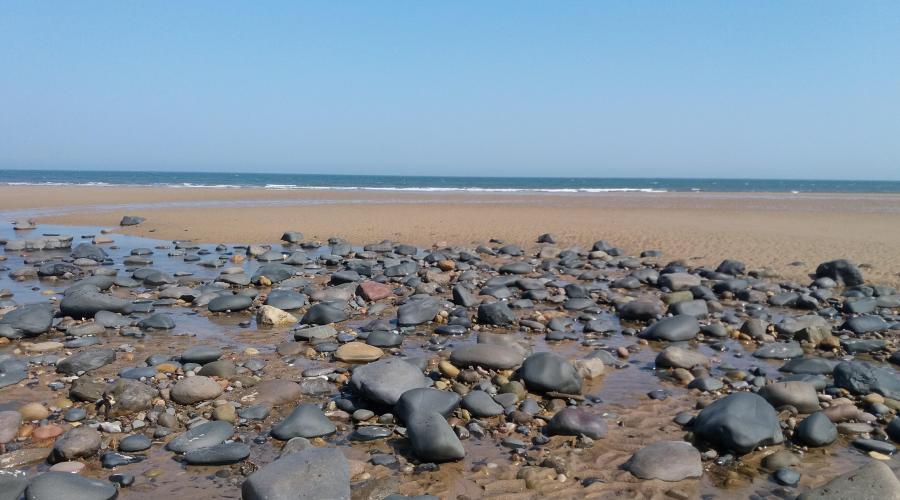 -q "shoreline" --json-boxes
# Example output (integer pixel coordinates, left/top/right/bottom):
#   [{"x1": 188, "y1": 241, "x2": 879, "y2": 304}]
[{"x1": 2, "y1": 185, "x2": 899, "y2": 285}]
